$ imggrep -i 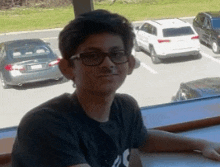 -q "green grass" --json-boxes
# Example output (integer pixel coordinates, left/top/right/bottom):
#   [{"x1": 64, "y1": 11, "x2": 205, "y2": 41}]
[
  {"x1": 0, "y1": 7, "x2": 75, "y2": 33},
  {"x1": 0, "y1": 0, "x2": 219, "y2": 33}
]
